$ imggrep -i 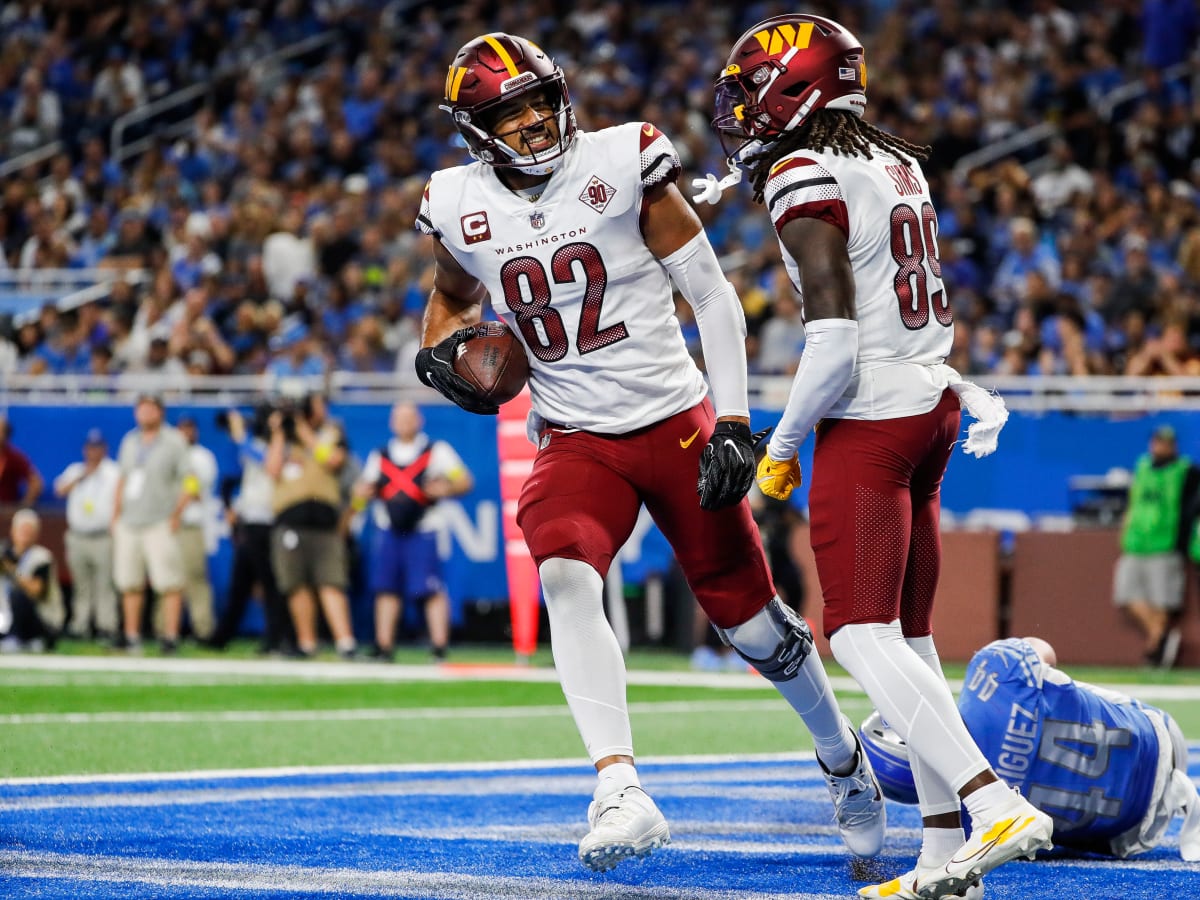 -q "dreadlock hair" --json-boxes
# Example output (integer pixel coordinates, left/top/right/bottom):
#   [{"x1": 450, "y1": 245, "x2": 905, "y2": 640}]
[{"x1": 746, "y1": 109, "x2": 932, "y2": 204}]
